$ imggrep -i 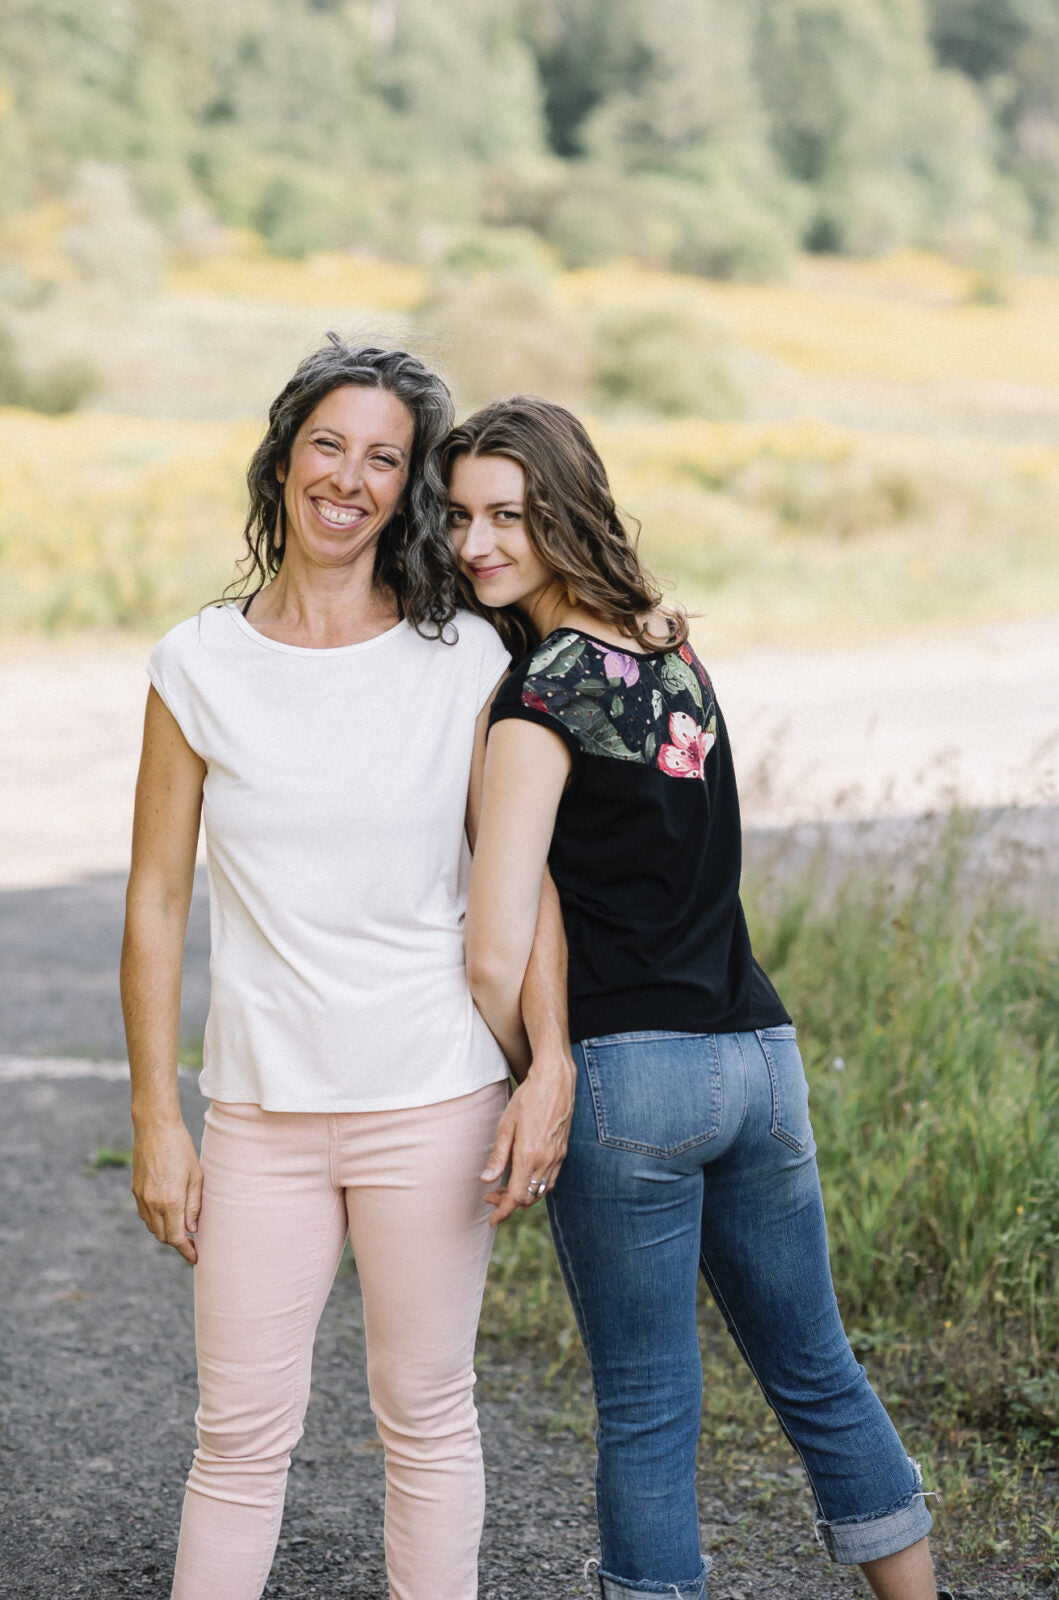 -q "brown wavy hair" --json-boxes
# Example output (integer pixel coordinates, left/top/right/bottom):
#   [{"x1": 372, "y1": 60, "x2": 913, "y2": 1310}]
[
  {"x1": 227, "y1": 336, "x2": 458, "y2": 637},
  {"x1": 440, "y1": 395, "x2": 686, "y2": 660}
]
